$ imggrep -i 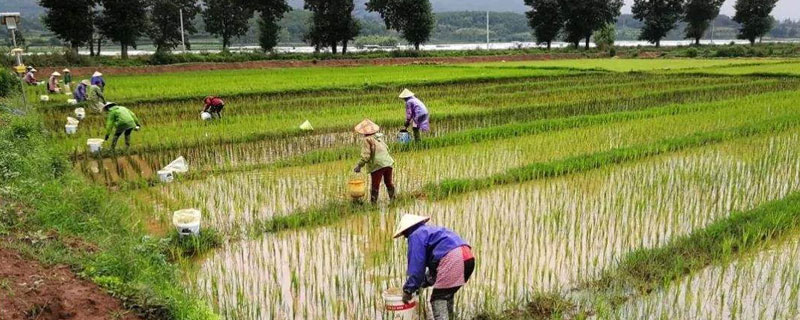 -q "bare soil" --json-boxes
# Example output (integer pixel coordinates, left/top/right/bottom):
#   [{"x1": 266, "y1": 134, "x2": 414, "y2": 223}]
[
  {"x1": 39, "y1": 53, "x2": 591, "y2": 77},
  {"x1": 0, "y1": 247, "x2": 141, "y2": 320}
]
